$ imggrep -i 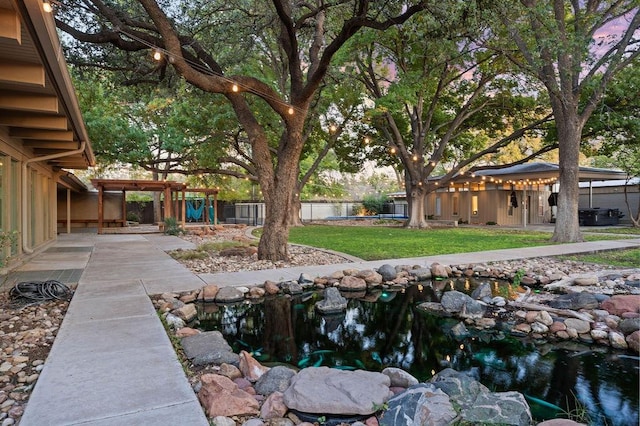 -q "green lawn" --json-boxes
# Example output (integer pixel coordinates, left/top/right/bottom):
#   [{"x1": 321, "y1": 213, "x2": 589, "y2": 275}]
[
  {"x1": 557, "y1": 248, "x2": 640, "y2": 268},
  {"x1": 285, "y1": 225, "x2": 619, "y2": 261},
  {"x1": 584, "y1": 226, "x2": 640, "y2": 235}
]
